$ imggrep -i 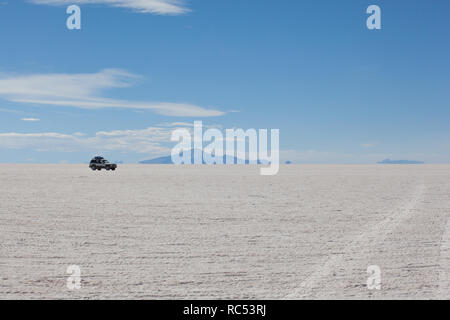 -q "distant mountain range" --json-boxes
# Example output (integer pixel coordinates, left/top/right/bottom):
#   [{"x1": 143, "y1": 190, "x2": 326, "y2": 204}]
[
  {"x1": 378, "y1": 159, "x2": 424, "y2": 164},
  {"x1": 140, "y1": 155, "x2": 174, "y2": 164},
  {"x1": 139, "y1": 150, "x2": 269, "y2": 164},
  {"x1": 140, "y1": 156, "x2": 425, "y2": 165}
]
